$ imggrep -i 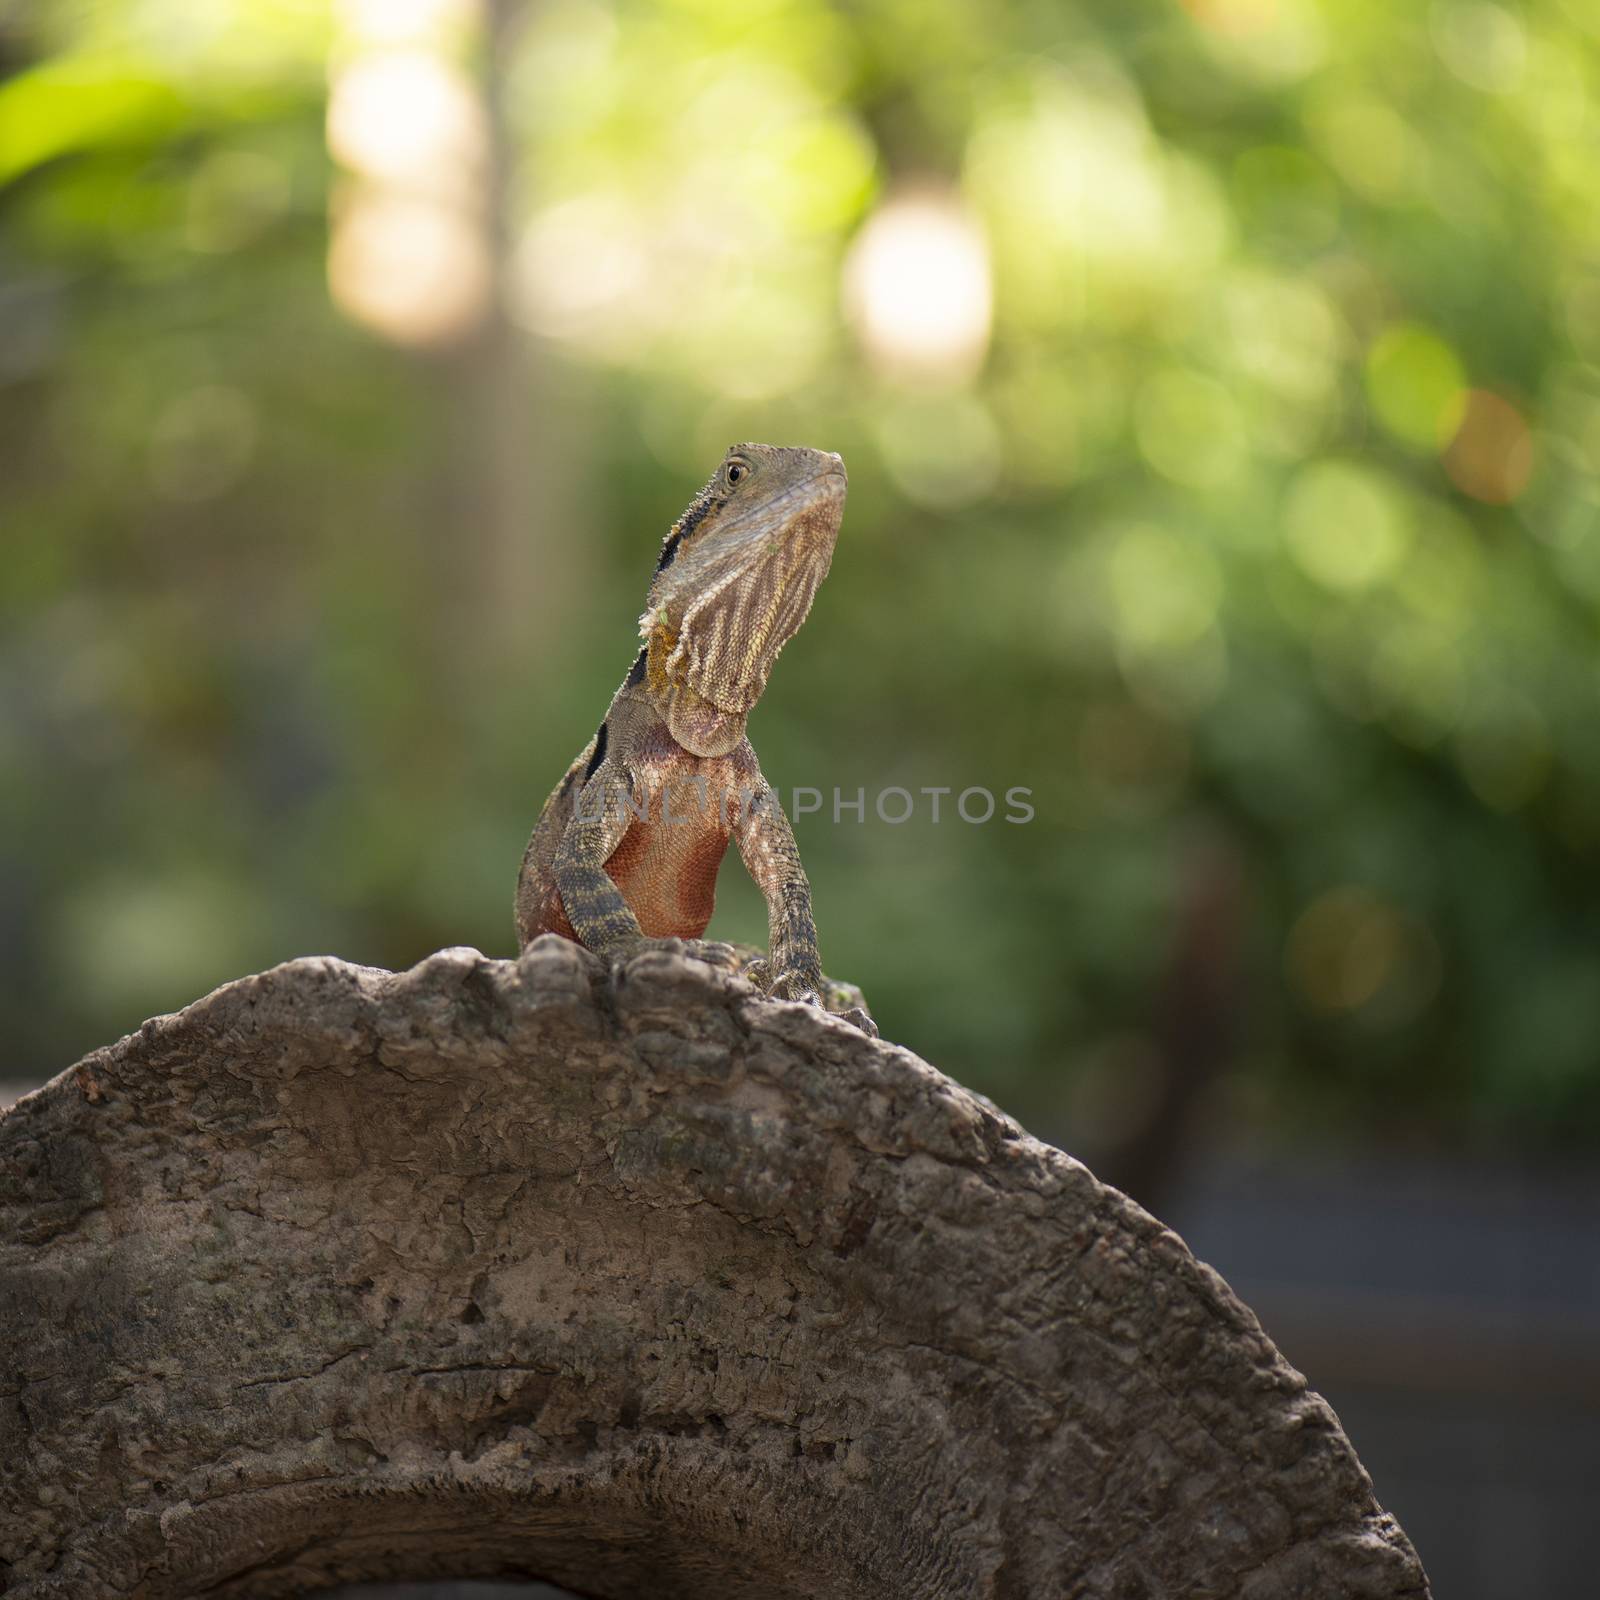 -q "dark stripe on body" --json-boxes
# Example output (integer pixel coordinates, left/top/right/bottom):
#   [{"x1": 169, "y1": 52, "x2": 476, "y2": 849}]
[{"x1": 583, "y1": 722, "x2": 609, "y2": 781}]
